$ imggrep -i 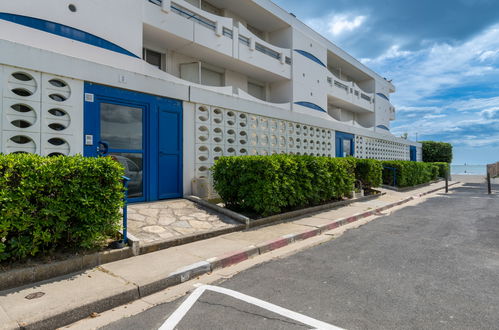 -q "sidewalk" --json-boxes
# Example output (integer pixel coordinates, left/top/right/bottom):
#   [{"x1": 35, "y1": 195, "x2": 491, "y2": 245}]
[{"x1": 0, "y1": 181, "x2": 457, "y2": 330}]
